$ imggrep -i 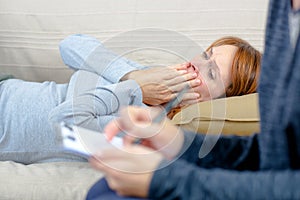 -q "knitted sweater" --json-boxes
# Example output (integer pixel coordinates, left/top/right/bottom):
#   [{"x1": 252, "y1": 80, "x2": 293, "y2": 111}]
[{"x1": 149, "y1": 0, "x2": 300, "y2": 199}]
